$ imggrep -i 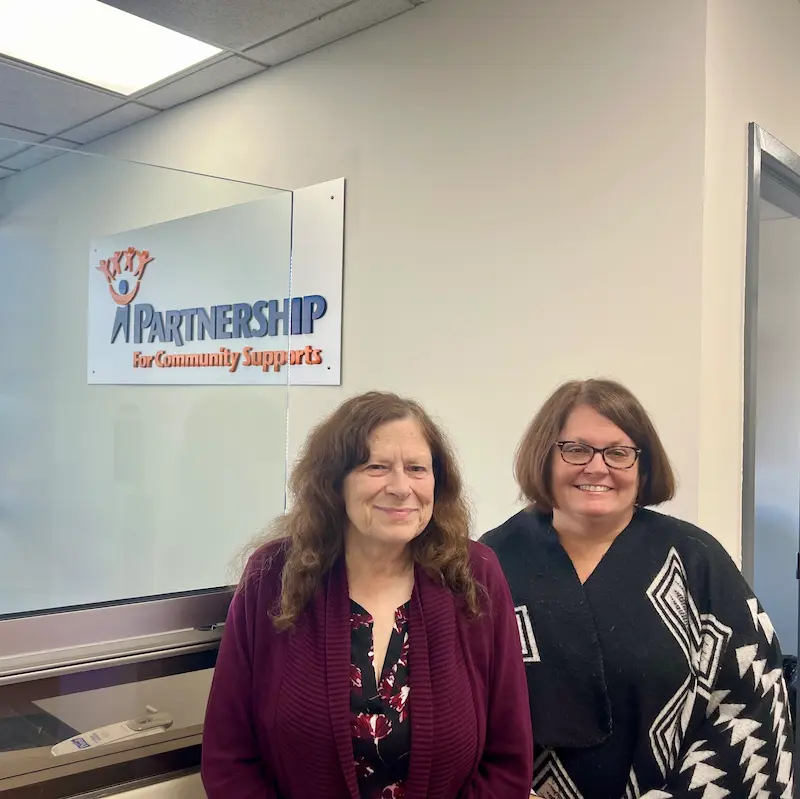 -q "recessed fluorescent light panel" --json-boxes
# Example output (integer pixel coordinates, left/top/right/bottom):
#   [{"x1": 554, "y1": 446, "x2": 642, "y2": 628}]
[{"x1": 0, "y1": 0, "x2": 222, "y2": 95}]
